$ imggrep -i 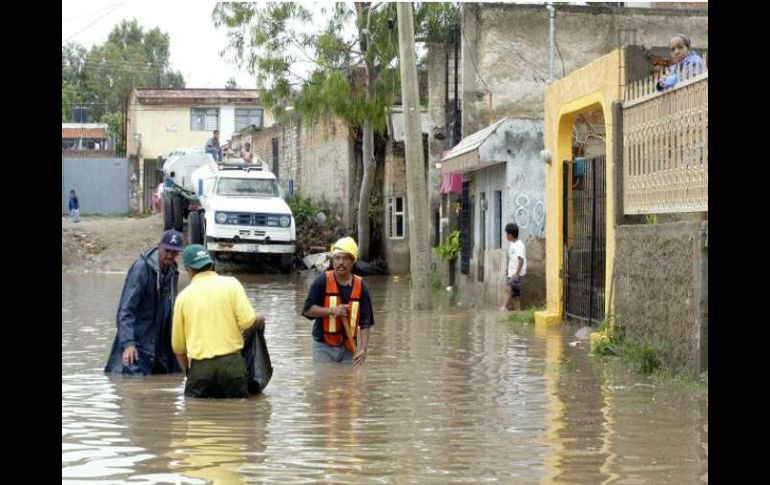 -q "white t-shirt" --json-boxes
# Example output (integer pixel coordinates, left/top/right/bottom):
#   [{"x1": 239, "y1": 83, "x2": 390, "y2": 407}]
[{"x1": 507, "y1": 239, "x2": 527, "y2": 277}]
